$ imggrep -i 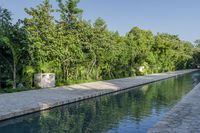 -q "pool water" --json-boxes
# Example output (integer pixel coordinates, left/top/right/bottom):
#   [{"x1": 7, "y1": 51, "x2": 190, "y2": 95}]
[{"x1": 0, "y1": 72, "x2": 200, "y2": 133}]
